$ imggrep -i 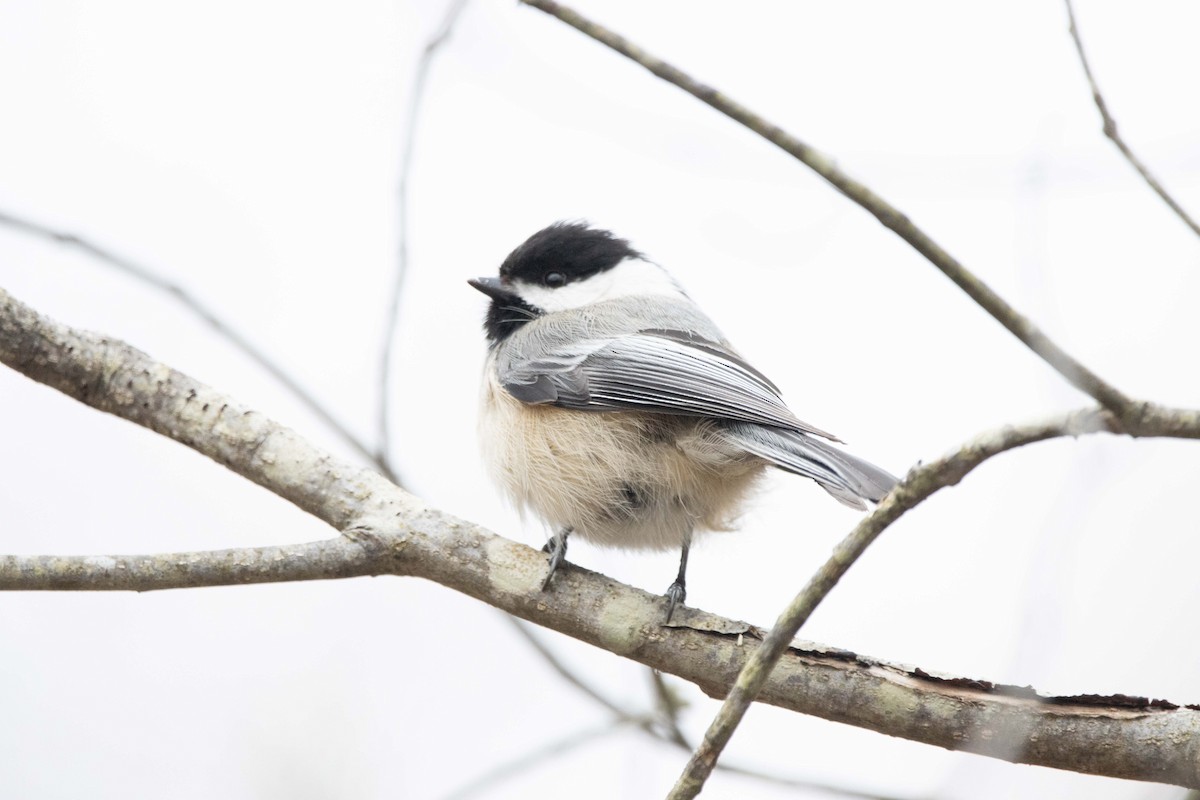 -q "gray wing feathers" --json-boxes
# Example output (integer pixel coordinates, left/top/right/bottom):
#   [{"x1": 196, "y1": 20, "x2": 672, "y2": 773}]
[
  {"x1": 725, "y1": 423, "x2": 898, "y2": 509},
  {"x1": 501, "y1": 332, "x2": 841, "y2": 441},
  {"x1": 581, "y1": 337, "x2": 809, "y2": 431}
]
